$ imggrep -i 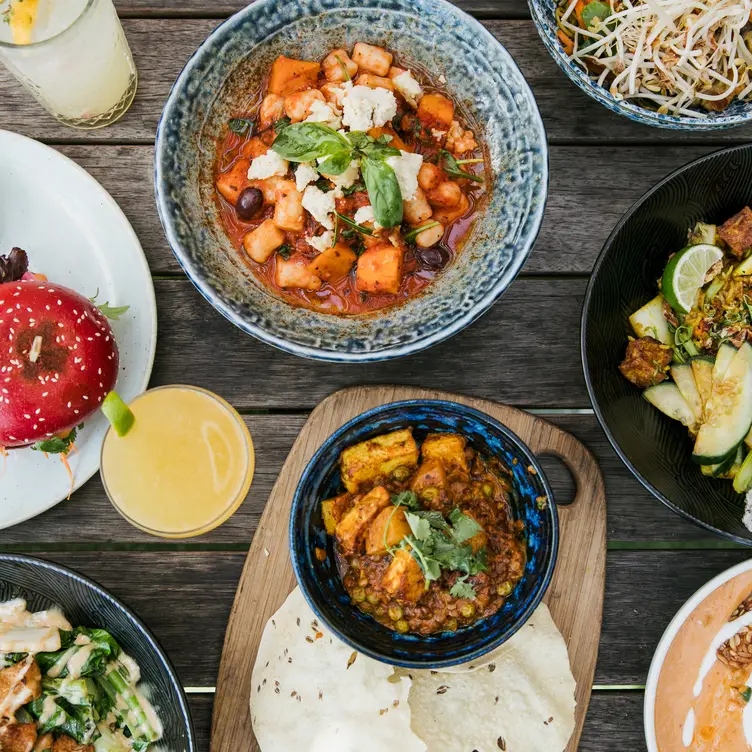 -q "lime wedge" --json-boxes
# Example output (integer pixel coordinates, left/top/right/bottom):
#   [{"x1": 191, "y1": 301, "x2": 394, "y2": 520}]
[
  {"x1": 662, "y1": 244, "x2": 724, "y2": 314},
  {"x1": 102, "y1": 391, "x2": 135, "y2": 437}
]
